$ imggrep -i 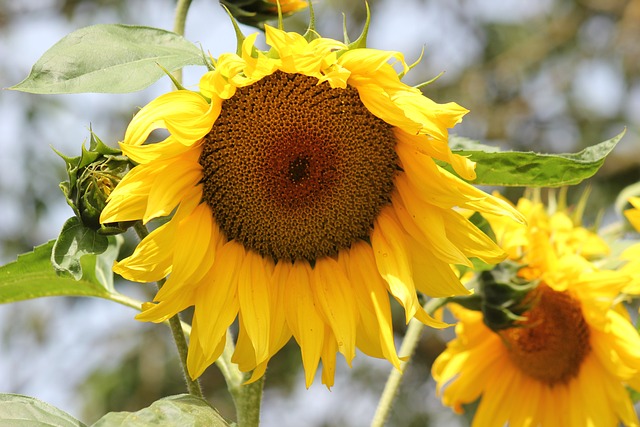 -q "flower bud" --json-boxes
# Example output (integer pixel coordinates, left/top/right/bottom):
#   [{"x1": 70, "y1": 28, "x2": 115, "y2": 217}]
[
  {"x1": 477, "y1": 260, "x2": 539, "y2": 332},
  {"x1": 220, "y1": 0, "x2": 308, "y2": 29},
  {"x1": 57, "y1": 131, "x2": 132, "y2": 234}
]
